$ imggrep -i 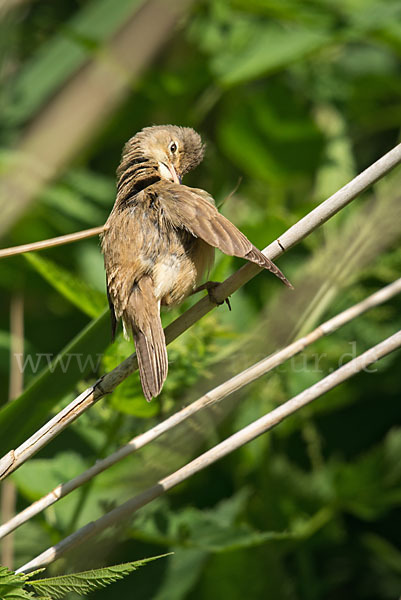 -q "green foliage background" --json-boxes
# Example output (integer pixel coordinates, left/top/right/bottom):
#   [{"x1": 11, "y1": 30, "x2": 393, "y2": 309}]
[{"x1": 0, "y1": 0, "x2": 401, "y2": 598}]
